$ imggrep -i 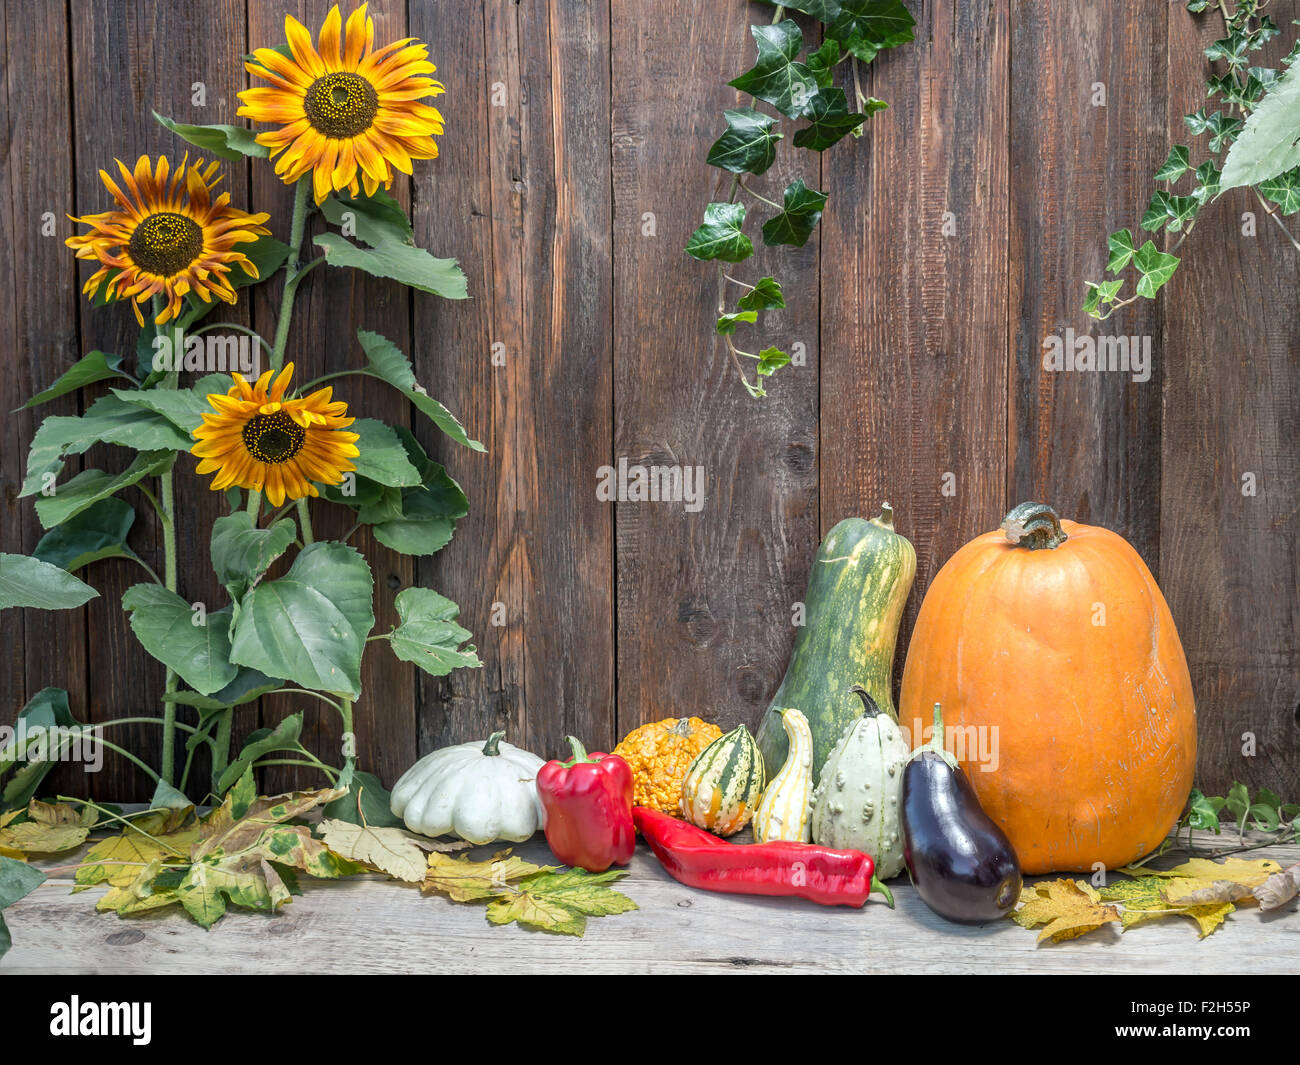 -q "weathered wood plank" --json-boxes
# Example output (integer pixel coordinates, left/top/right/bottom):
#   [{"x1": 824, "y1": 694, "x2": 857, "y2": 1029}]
[
  {"x1": 7, "y1": 830, "x2": 1297, "y2": 974},
  {"x1": 0, "y1": 0, "x2": 86, "y2": 760},
  {"x1": 1160, "y1": 1, "x2": 1300, "y2": 796},
  {"x1": 245, "y1": 0, "x2": 416, "y2": 792},
  {"x1": 68, "y1": 0, "x2": 251, "y2": 799},
  {"x1": 820, "y1": 0, "x2": 1010, "y2": 701},
  {"x1": 1007, "y1": 0, "x2": 1167, "y2": 568},
  {"x1": 611, "y1": 1, "x2": 821, "y2": 738}
]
